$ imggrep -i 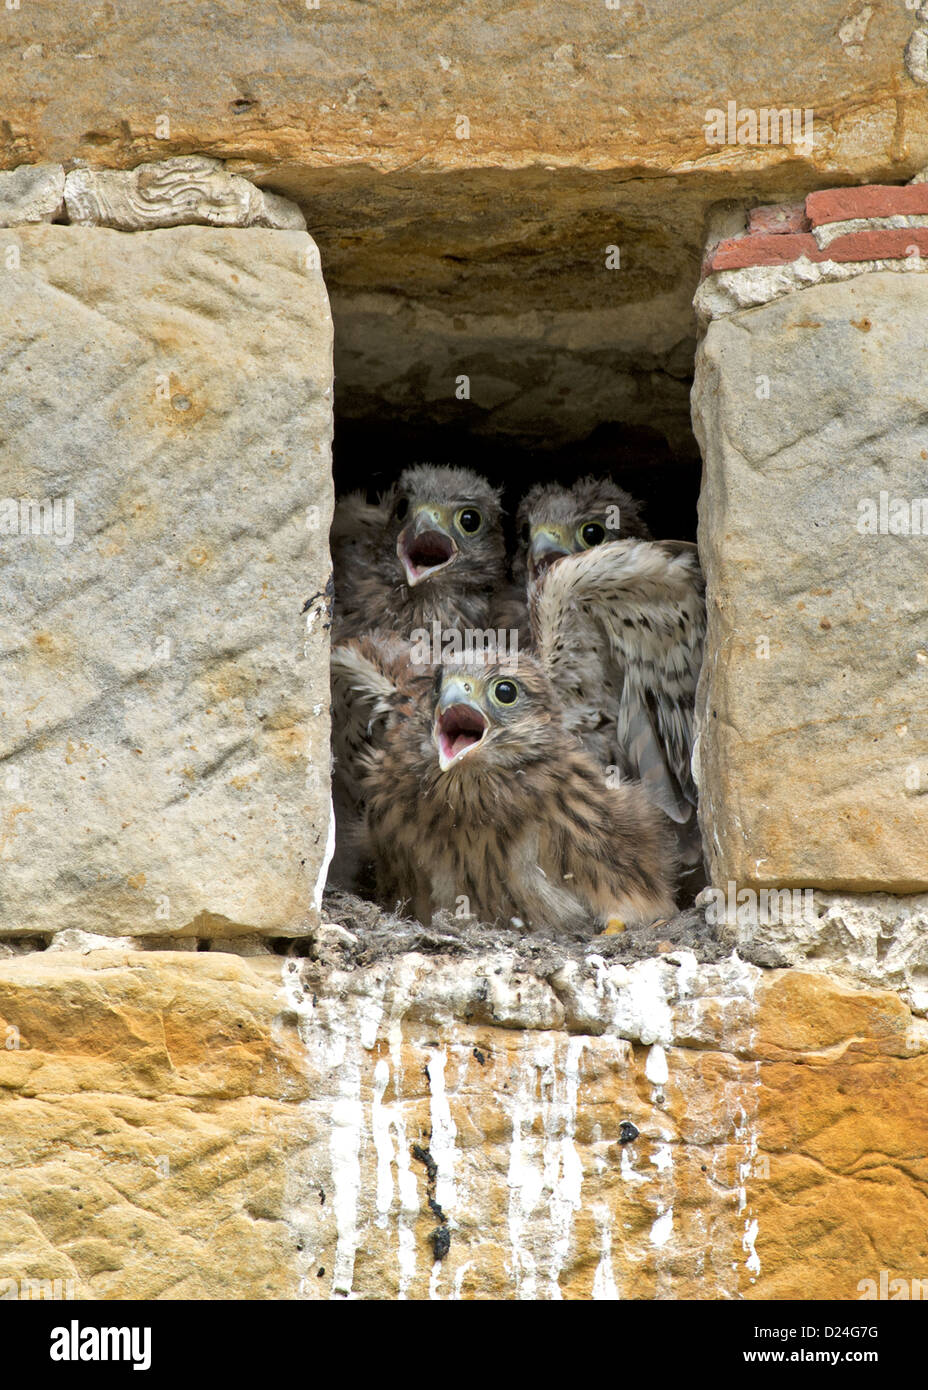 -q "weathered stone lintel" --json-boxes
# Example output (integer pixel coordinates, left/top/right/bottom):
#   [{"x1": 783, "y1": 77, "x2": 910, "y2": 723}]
[{"x1": 0, "y1": 157, "x2": 305, "y2": 231}]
